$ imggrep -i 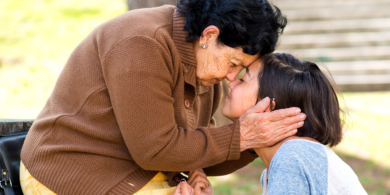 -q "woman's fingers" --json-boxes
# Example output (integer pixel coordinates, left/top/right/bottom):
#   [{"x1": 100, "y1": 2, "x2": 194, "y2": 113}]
[
  {"x1": 172, "y1": 179, "x2": 193, "y2": 195},
  {"x1": 265, "y1": 114, "x2": 305, "y2": 136},
  {"x1": 267, "y1": 107, "x2": 303, "y2": 122},
  {"x1": 193, "y1": 181, "x2": 214, "y2": 195},
  {"x1": 187, "y1": 169, "x2": 213, "y2": 195},
  {"x1": 181, "y1": 179, "x2": 193, "y2": 195},
  {"x1": 188, "y1": 174, "x2": 209, "y2": 188},
  {"x1": 269, "y1": 128, "x2": 299, "y2": 146},
  {"x1": 247, "y1": 97, "x2": 271, "y2": 113},
  {"x1": 172, "y1": 183, "x2": 182, "y2": 195},
  {"x1": 193, "y1": 181, "x2": 207, "y2": 195},
  {"x1": 188, "y1": 169, "x2": 205, "y2": 184},
  {"x1": 266, "y1": 107, "x2": 306, "y2": 122},
  {"x1": 188, "y1": 169, "x2": 210, "y2": 188}
]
